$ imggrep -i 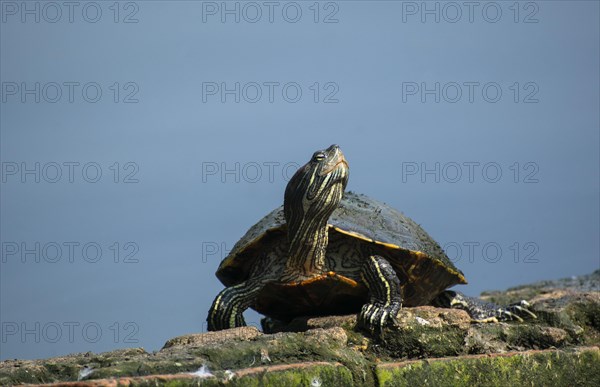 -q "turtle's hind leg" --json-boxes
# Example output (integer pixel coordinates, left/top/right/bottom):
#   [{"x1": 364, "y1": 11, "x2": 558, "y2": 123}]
[
  {"x1": 357, "y1": 255, "x2": 403, "y2": 333},
  {"x1": 207, "y1": 280, "x2": 263, "y2": 331},
  {"x1": 433, "y1": 290, "x2": 537, "y2": 322}
]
